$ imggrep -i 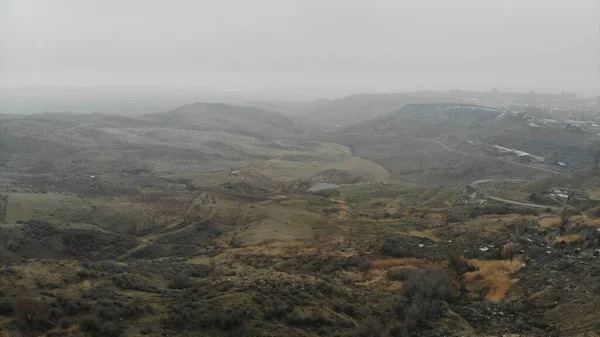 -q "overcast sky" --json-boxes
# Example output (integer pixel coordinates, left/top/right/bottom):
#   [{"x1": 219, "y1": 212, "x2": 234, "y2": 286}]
[{"x1": 1, "y1": 0, "x2": 598, "y2": 96}]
